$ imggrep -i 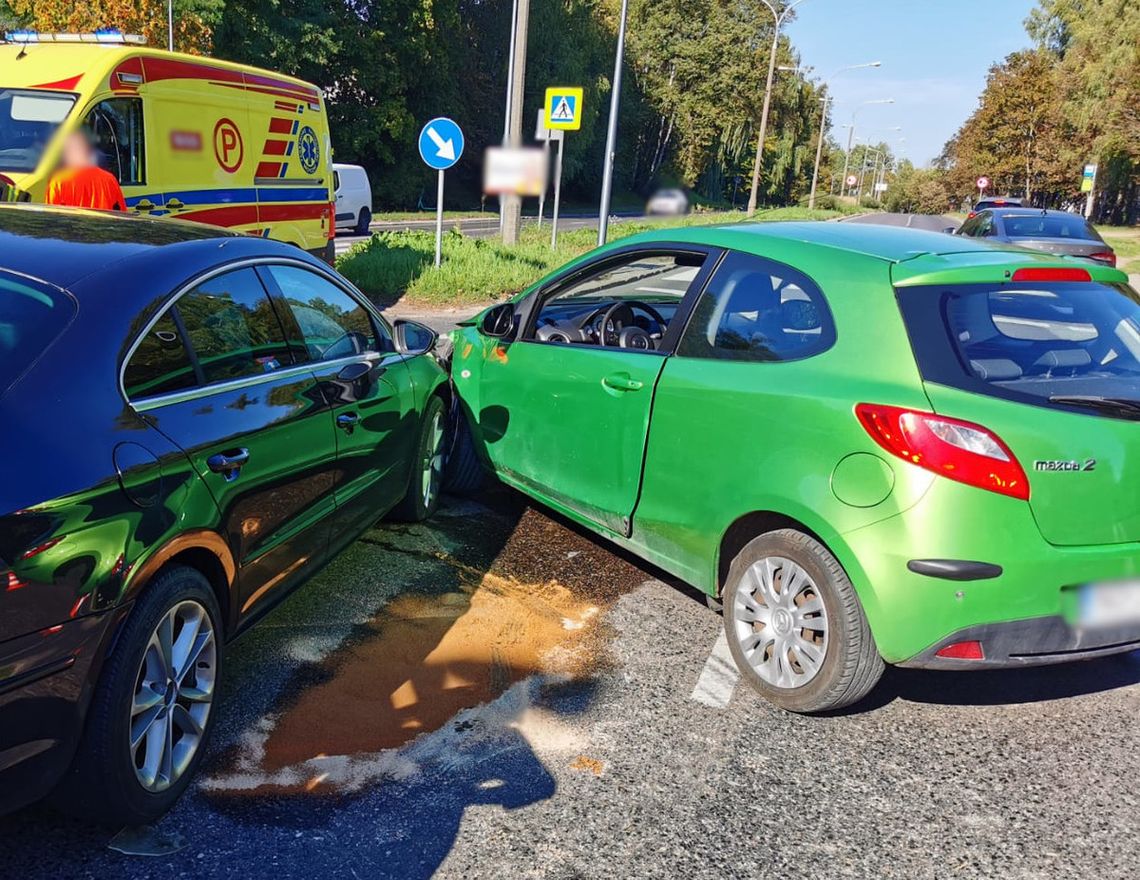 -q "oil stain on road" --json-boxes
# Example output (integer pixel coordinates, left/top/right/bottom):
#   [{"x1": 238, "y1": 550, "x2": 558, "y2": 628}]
[{"x1": 204, "y1": 493, "x2": 651, "y2": 796}]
